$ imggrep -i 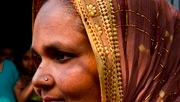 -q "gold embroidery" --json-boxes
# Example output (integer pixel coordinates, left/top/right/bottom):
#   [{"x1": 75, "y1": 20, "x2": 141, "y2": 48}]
[
  {"x1": 165, "y1": 30, "x2": 169, "y2": 37},
  {"x1": 158, "y1": 52, "x2": 162, "y2": 56},
  {"x1": 136, "y1": 27, "x2": 150, "y2": 36},
  {"x1": 159, "y1": 90, "x2": 165, "y2": 98},
  {"x1": 73, "y1": 0, "x2": 123, "y2": 101},
  {"x1": 160, "y1": 37, "x2": 165, "y2": 41},
  {"x1": 139, "y1": 44, "x2": 150, "y2": 55},
  {"x1": 156, "y1": 11, "x2": 159, "y2": 19},
  {"x1": 139, "y1": 44, "x2": 146, "y2": 52},
  {"x1": 86, "y1": 4, "x2": 96, "y2": 17},
  {"x1": 104, "y1": 46, "x2": 109, "y2": 54},
  {"x1": 170, "y1": 35, "x2": 173, "y2": 41},
  {"x1": 160, "y1": 63, "x2": 164, "y2": 68},
  {"x1": 125, "y1": 10, "x2": 159, "y2": 28},
  {"x1": 143, "y1": 92, "x2": 152, "y2": 101},
  {"x1": 163, "y1": 47, "x2": 169, "y2": 53},
  {"x1": 95, "y1": 24, "x2": 103, "y2": 35},
  {"x1": 153, "y1": 71, "x2": 162, "y2": 80},
  {"x1": 155, "y1": 42, "x2": 158, "y2": 50}
]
